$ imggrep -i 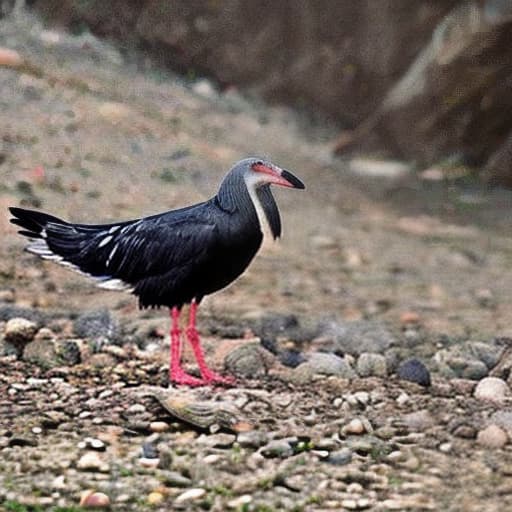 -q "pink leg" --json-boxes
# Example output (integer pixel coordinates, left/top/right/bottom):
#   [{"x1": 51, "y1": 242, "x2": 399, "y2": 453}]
[
  {"x1": 186, "y1": 300, "x2": 235, "y2": 386},
  {"x1": 169, "y1": 307, "x2": 204, "y2": 386}
]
